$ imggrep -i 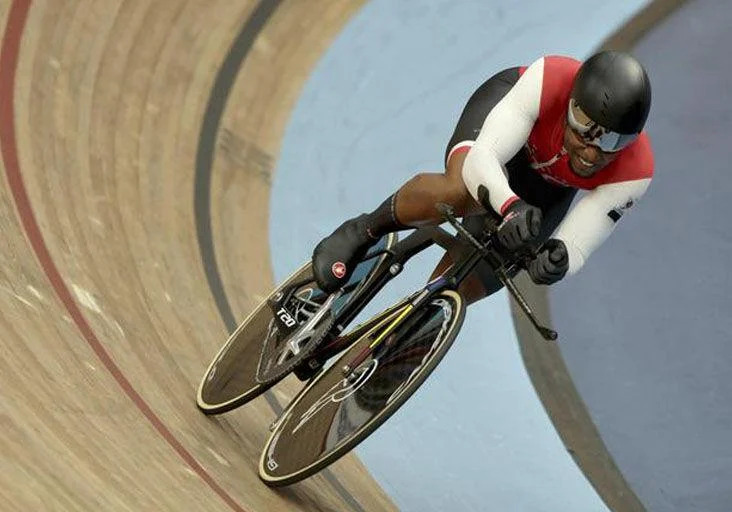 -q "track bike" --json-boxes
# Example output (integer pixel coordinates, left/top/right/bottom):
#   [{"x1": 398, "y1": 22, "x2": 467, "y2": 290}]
[{"x1": 197, "y1": 200, "x2": 557, "y2": 486}]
